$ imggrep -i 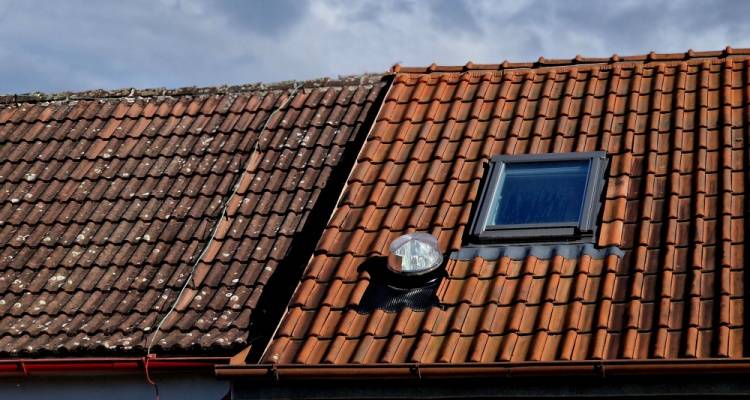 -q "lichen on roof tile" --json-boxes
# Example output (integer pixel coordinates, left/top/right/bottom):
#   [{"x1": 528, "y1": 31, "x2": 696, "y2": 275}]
[{"x1": 0, "y1": 75, "x2": 389, "y2": 357}]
